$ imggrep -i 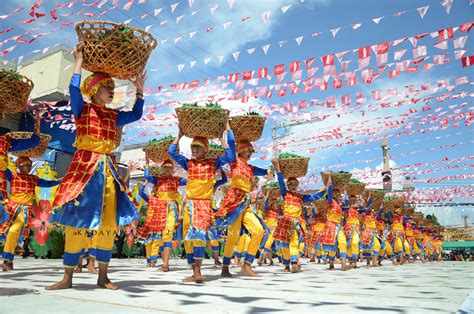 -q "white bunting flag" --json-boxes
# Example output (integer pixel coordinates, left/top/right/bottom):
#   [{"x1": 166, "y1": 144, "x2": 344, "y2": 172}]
[
  {"x1": 210, "y1": 4, "x2": 218, "y2": 15},
  {"x1": 330, "y1": 27, "x2": 341, "y2": 37},
  {"x1": 190, "y1": 60, "x2": 196, "y2": 68},
  {"x1": 188, "y1": 0, "x2": 195, "y2": 7},
  {"x1": 441, "y1": 0, "x2": 453, "y2": 14},
  {"x1": 176, "y1": 15, "x2": 184, "y2": 23},
  {"x1": 223, "y1": 22, "x2": 232, "y2": 30},
  {"x1": 204, "y1": 57, "x2": 211, "y2": 65},
  {"x1": 189, "y1": 31, "x2": 197, "y2": 38},
  {"x1": 227, "y1": 0, "x2": 235, "y2": 9},
  {"x1": 247, "y1": 48, "x2": 255, "y2": 55},
  {"x1": 352, "y1": 23, "x2": 362, "y2": 30},
  {"x1": 178, "y1": 64, "x2": 185, "y2": 72},
  {"x1": 218, "y1": 56, "x2": 225, "y2": 63},
  {"x1": 232, "y1": 51, "x2": 240, "y2": 61},
  {"x1": 170, "y1": 2, "x2": 179, "y2": 13},
  {"x1": 154, "y1": 8, "x2": 162, "y2": 16},
  {"x1": 453, "y1": 36, "x2": 468, "y2": 49},
  {"x1": 262, "y1": 44, "x2": 270, "y2": 55},
  {"x1": 281, "y1": 5, "x2": 292, "y2": 13},
  {"x1": 372, "y1": 17, "x2": 383, "y2": 24},
  {"x1": 261, "y1": 11, "x2": 271, "y2": 23},
  {"x1": 295, "y1": 36, "x2": 304, "y2": 46},
  {"x1": 417, "y1": 6, "x2": 429, "y2": 18}
]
